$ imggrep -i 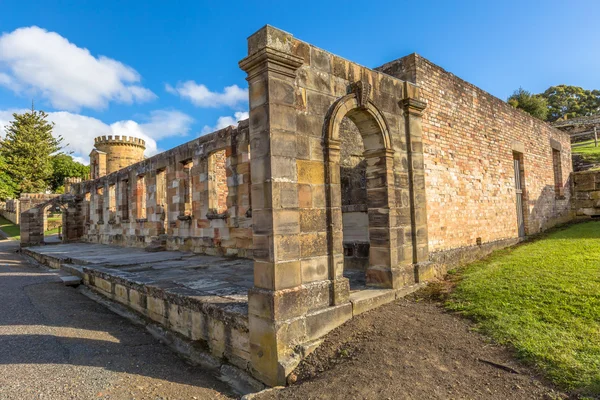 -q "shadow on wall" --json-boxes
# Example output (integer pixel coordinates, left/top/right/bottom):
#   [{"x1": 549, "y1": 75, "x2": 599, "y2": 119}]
[
  {"x1": 0, "y1": 258, "x2": 233, "y2": 395},
  {"x1": 340, "y1": 160, "x2": 370, "y2": 276},
  {"x1": 525, "y1": 181, "x2": 573, "y2": 236},
  {"x1": 429, "y1": 181, "x2": 573, "y2": 273}
]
